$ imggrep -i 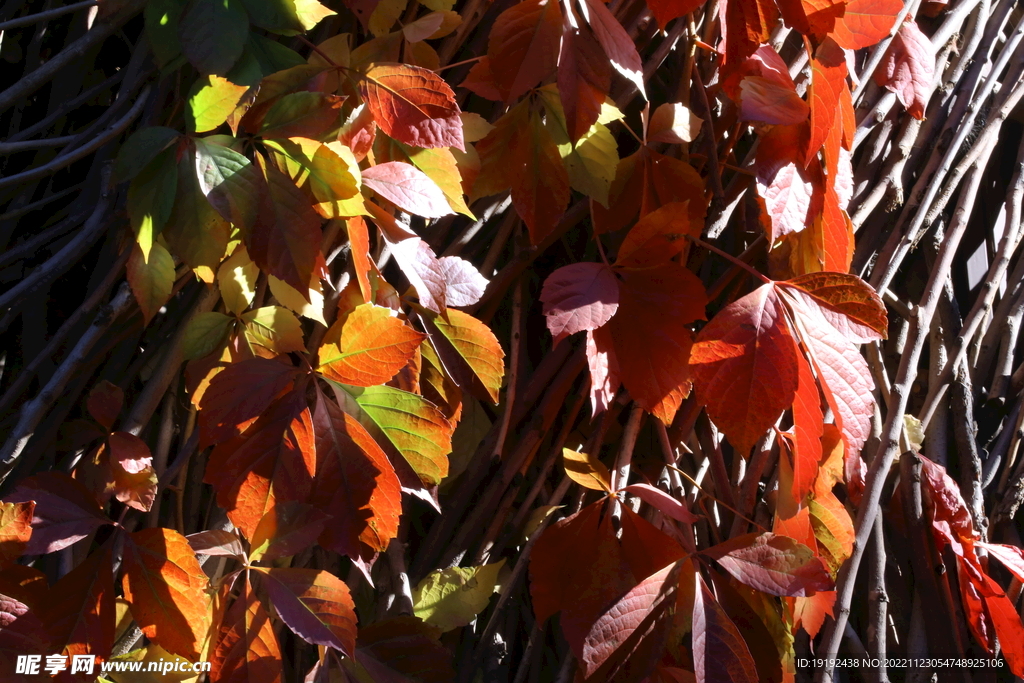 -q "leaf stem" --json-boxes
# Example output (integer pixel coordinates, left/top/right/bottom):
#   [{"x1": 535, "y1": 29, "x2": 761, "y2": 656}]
[
  {"x1": 434, "y1": 55, "x2": 485, "y2": 73},
  {"x1": 689, "y1": 235, "x2": 771, "y2": 284}
]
